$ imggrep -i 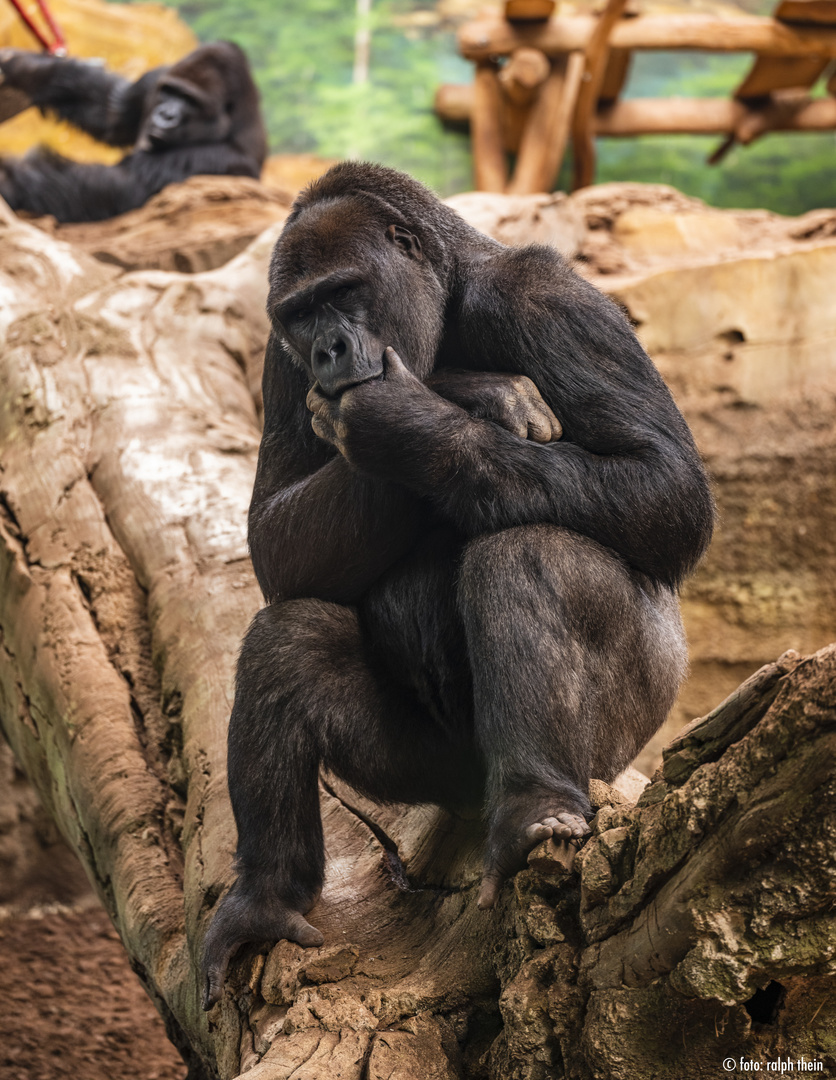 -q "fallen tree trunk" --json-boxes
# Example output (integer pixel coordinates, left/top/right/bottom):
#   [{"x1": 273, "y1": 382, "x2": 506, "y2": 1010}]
[{"x1": 0, "y1": 197, "x2": 834, "y2": 1079}]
